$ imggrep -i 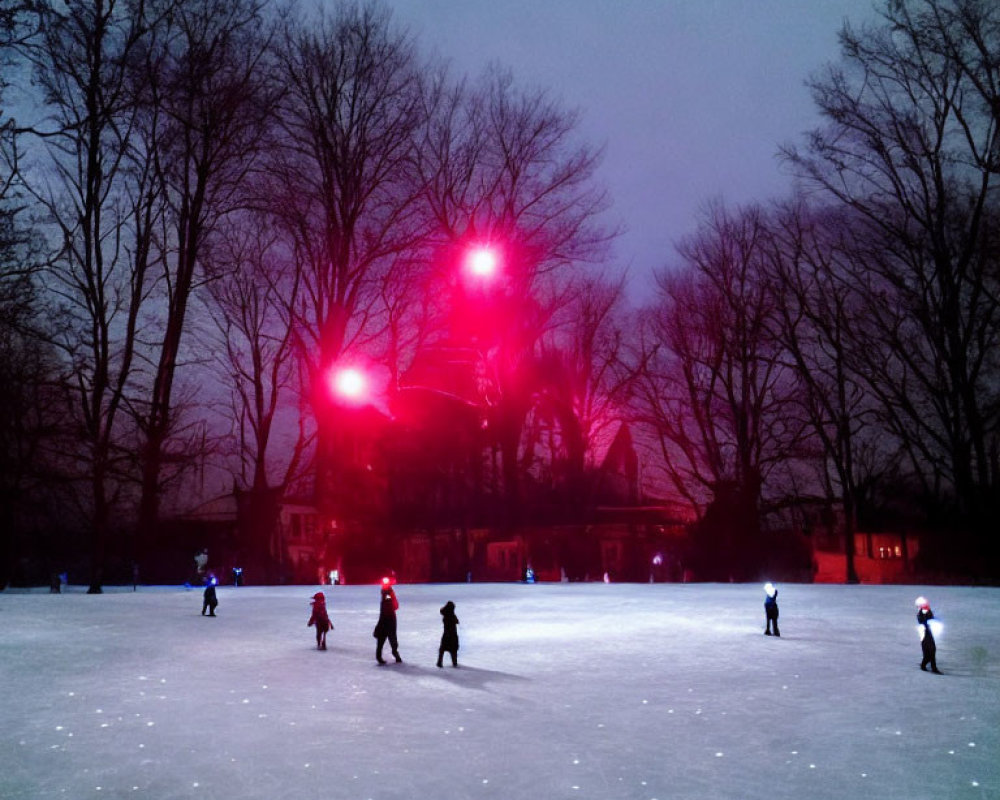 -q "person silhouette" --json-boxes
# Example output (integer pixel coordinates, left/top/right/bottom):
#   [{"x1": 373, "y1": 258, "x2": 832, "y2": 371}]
[
  {"x1": 763, "y1": 582, "x2": 780, "y2": 636},
  {"x1": 307, "y1": 592, "x2": 333, "y2": 650},
  {"x1": 437, "y1": 601, "x2": 460, "y2": 668},
  {"x1": 916, "y1": 596, "x2": 942, "y2": 674},
  {"x1": 373, "y1": 579, "x2": 401, "y2": 665},
  {"x1": 202, "y1": 576, "x2": 218, "y2": 616}
]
